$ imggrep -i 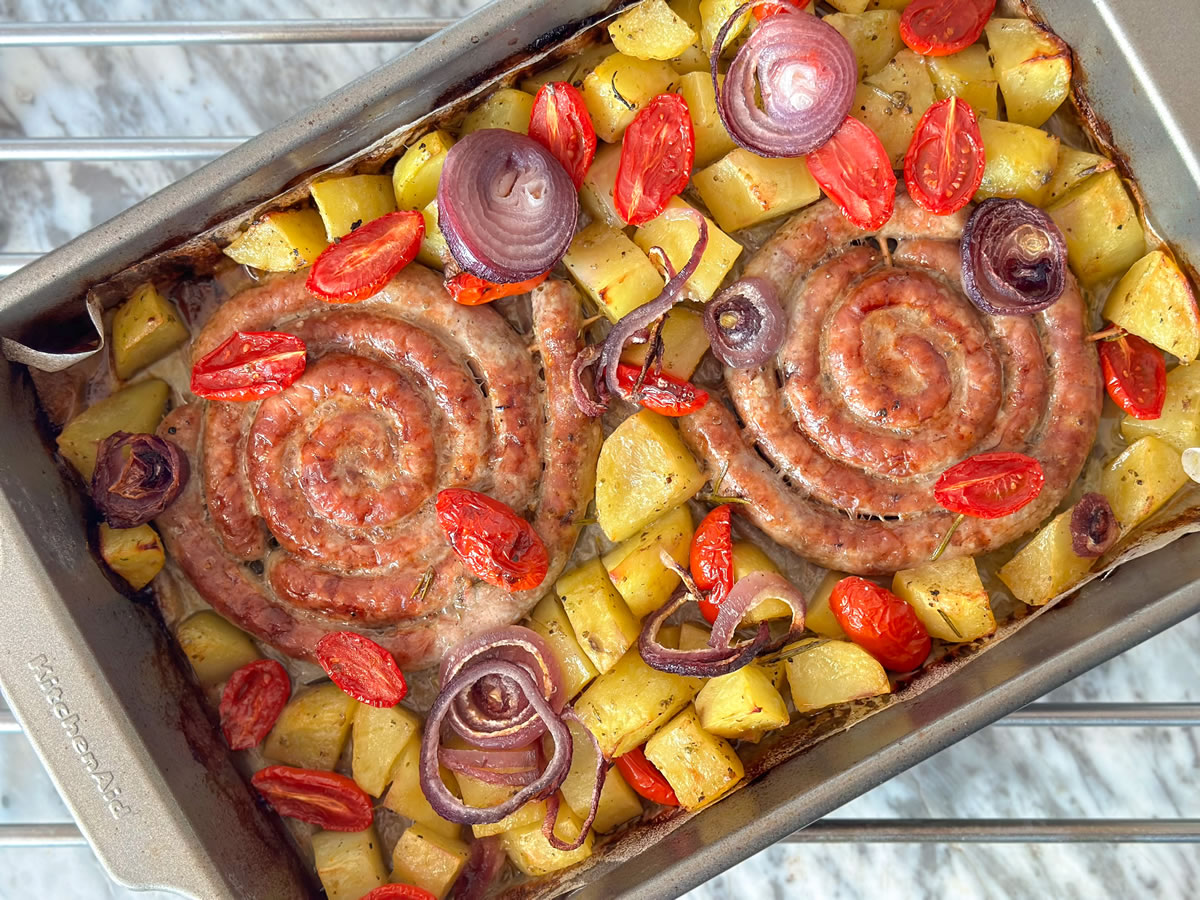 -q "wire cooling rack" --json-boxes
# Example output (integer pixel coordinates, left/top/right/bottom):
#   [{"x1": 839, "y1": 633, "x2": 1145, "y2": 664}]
[{"x1": 0, "y1": 11, "x2": 1197, "y2": 878}]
